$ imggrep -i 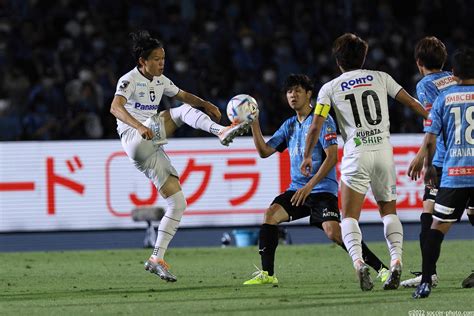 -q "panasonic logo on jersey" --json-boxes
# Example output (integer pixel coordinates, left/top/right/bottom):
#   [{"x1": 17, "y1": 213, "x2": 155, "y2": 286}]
[
  {"x1": 341, "y1": 75, "x2": 374, "y2": 91},
  {"x1": 134, "y1": 102, "x2": 159, "y2": 110}
]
